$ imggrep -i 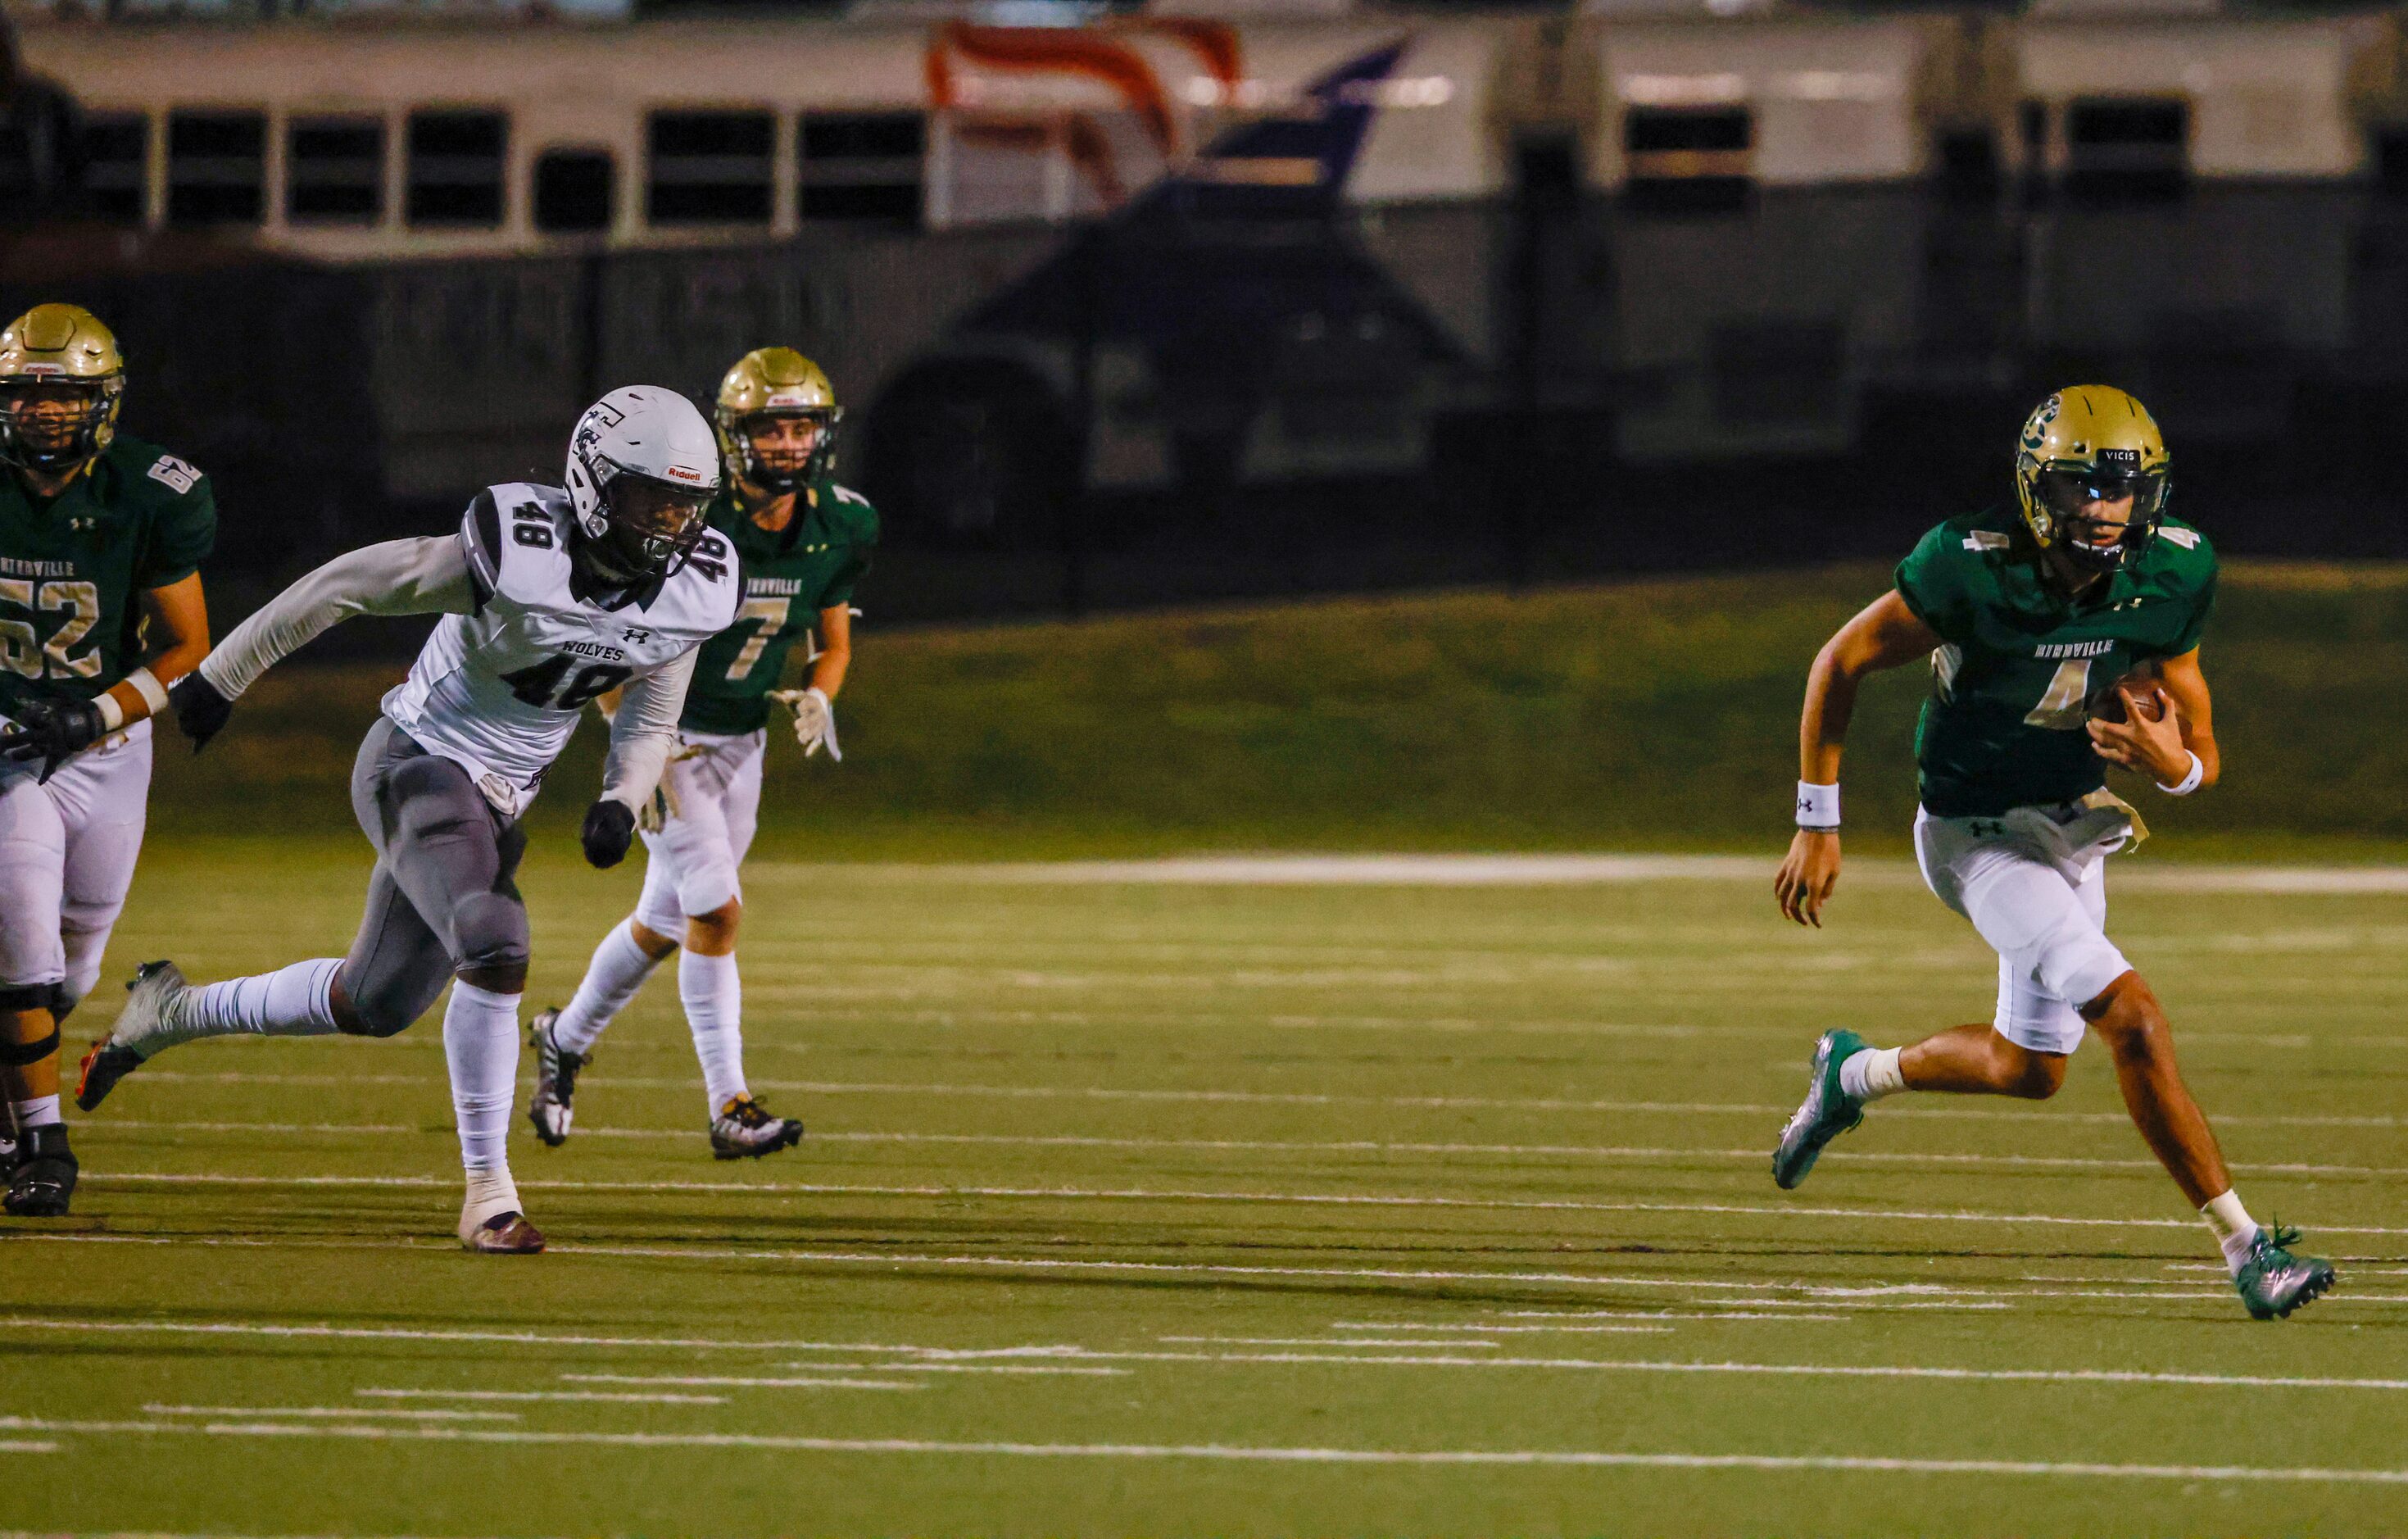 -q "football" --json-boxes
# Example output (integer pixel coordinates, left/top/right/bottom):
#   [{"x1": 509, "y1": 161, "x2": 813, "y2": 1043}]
[{"x1": 2091, "y1": 669, "x2": 2169, "y2": 724}]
